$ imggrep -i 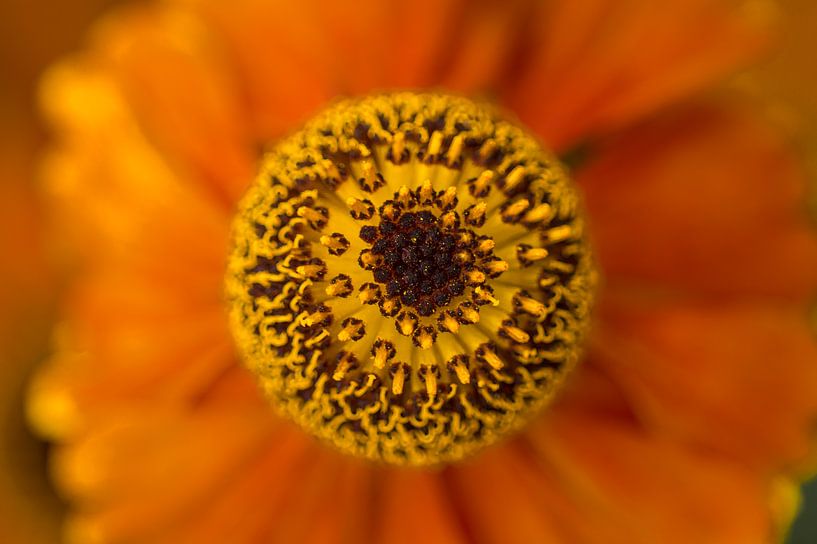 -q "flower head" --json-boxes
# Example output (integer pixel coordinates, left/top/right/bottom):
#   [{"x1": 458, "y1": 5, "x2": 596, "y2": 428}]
[
  {"x1": 227, "y1": 93, "x2": 594, "y2": 465},
  {"x1": 23, "y1": 0, "x2": 817, "y2": 542}
]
